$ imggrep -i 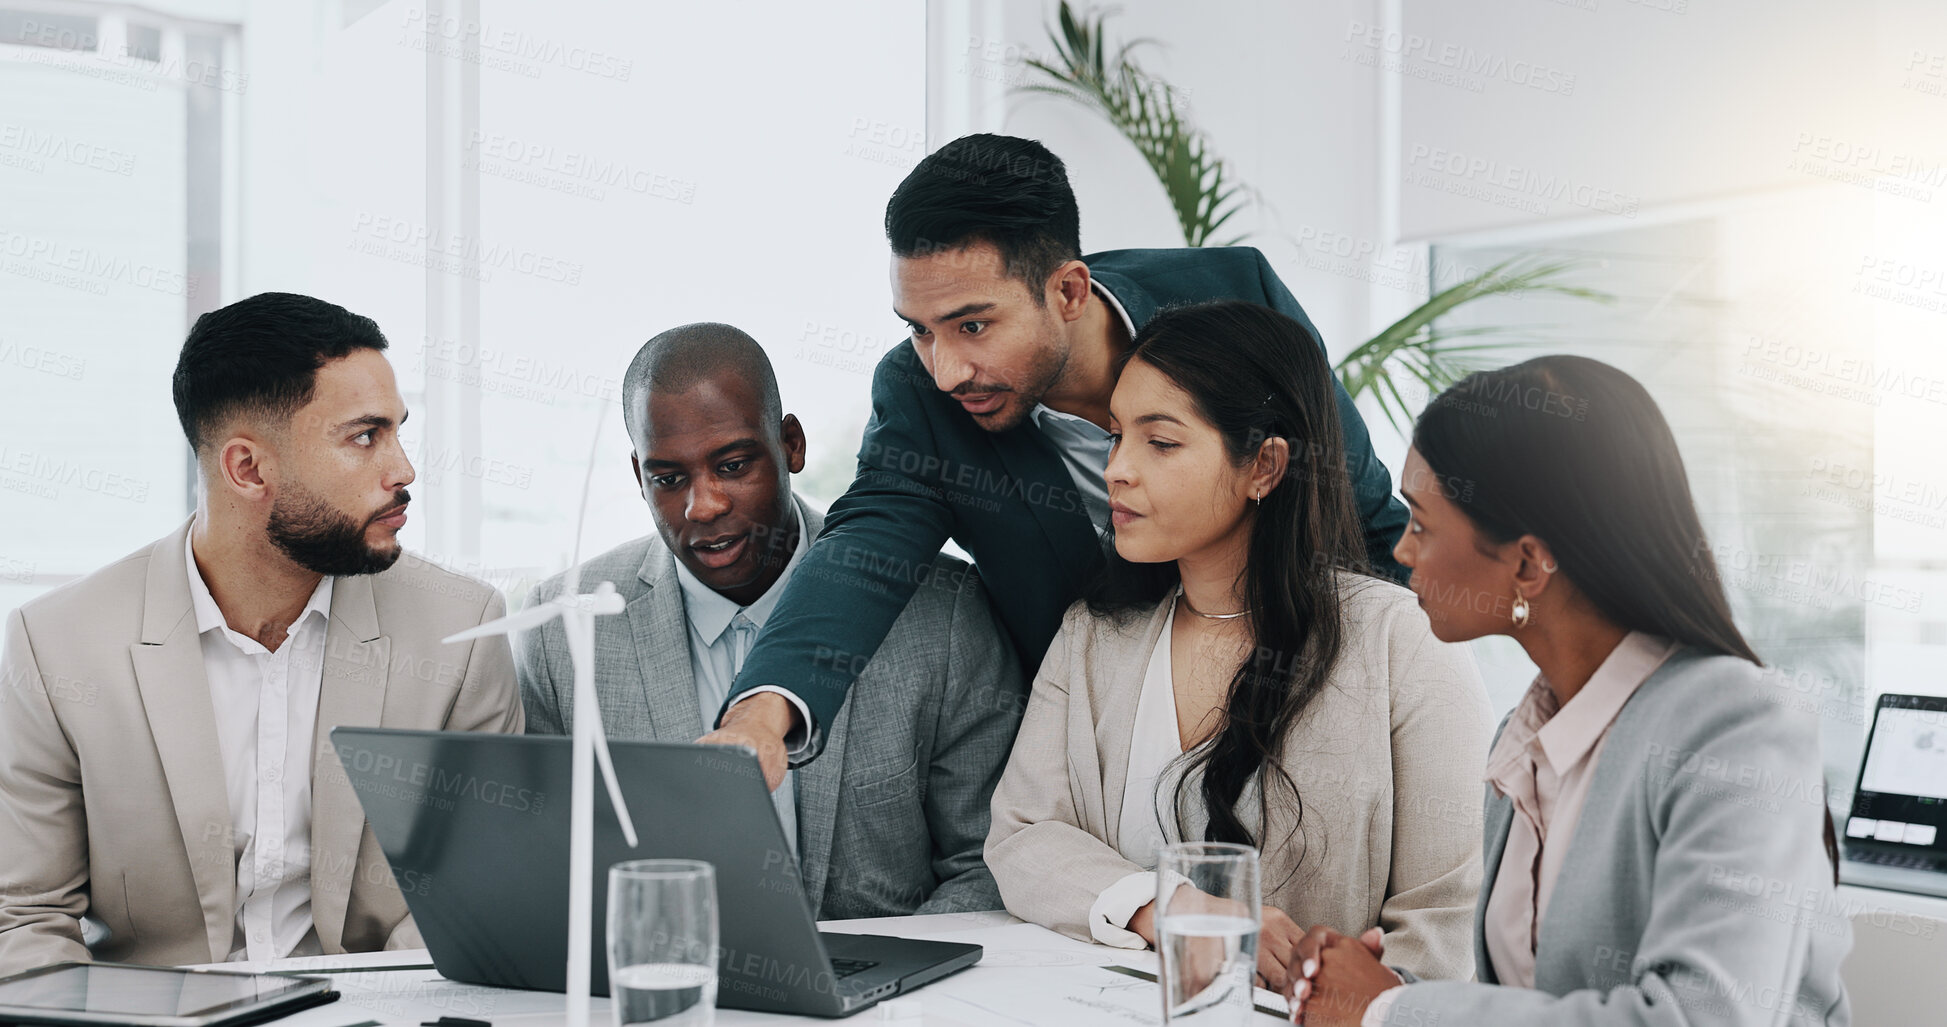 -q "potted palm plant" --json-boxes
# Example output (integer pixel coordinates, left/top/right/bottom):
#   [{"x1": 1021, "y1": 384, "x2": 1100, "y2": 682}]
[{"x1": 1021, "y1": 2, "x2": 1608, "y2": 428}]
